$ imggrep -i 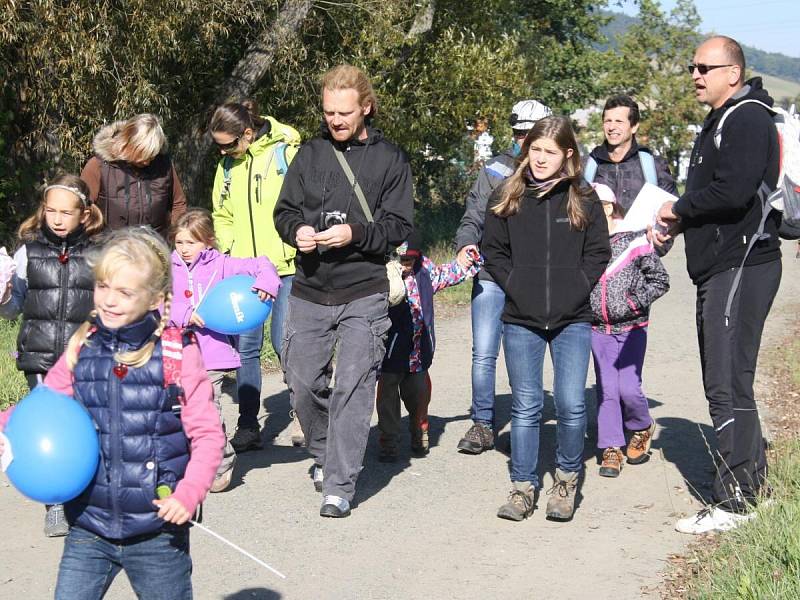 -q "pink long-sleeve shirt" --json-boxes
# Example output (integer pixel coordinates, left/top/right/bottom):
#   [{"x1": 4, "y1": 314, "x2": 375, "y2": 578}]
[{"x1": 0, "y1": 343, "x2": 223, "y2": 516}]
